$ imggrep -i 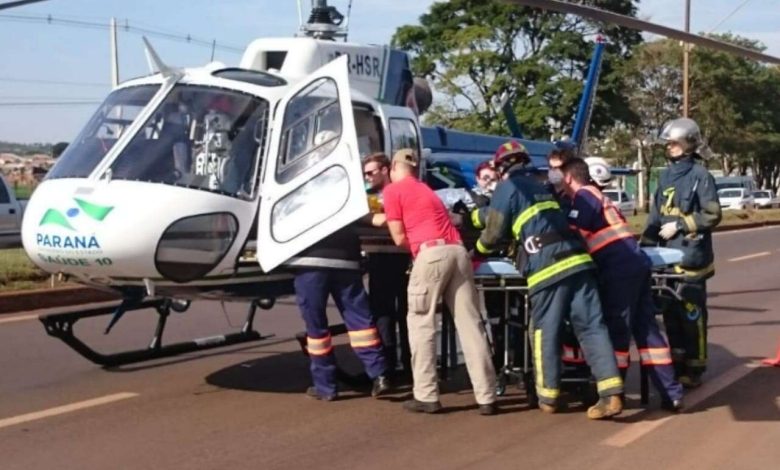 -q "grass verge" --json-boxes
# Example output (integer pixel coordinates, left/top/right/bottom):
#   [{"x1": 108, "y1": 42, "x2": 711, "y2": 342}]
[{"x1": 2, "y1": 208, "x2": 780, "y2": 293}]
